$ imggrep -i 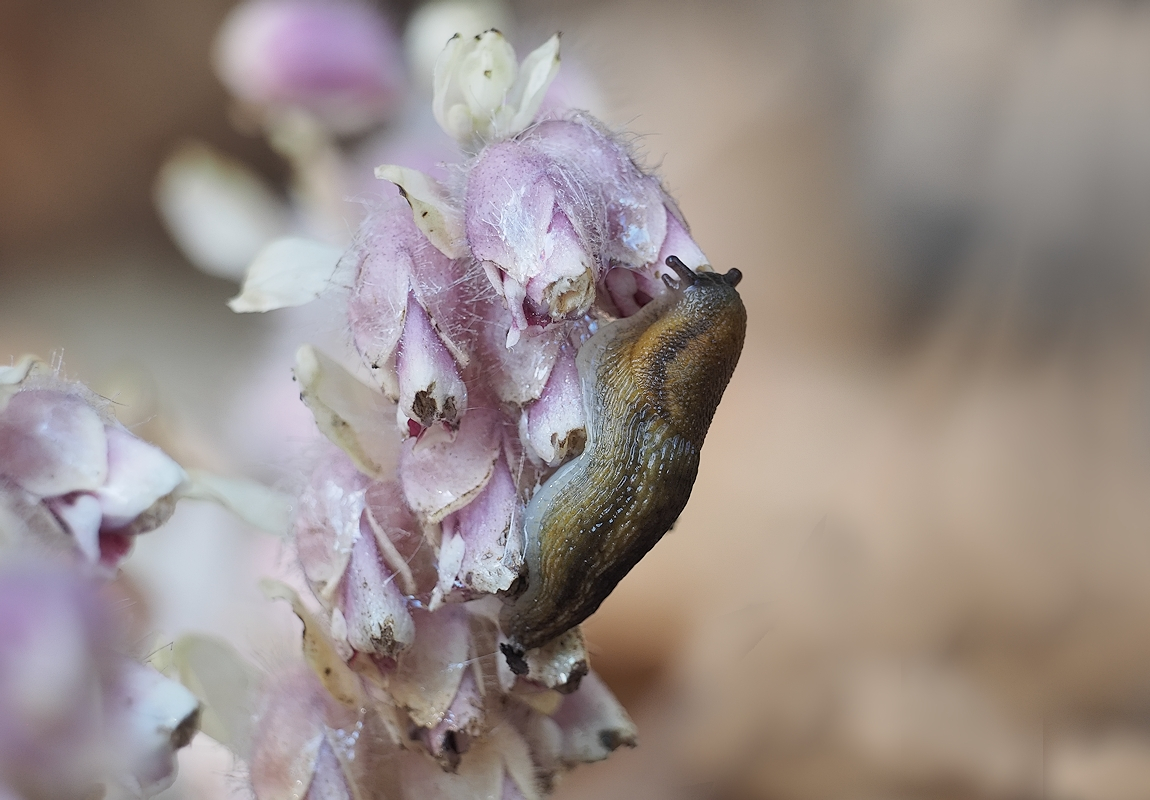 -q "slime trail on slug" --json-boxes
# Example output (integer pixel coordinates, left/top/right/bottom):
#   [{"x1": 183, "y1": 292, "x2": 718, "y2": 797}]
[{"x1": 501, "y1": 256, "x2": 747, "y2": 669}]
